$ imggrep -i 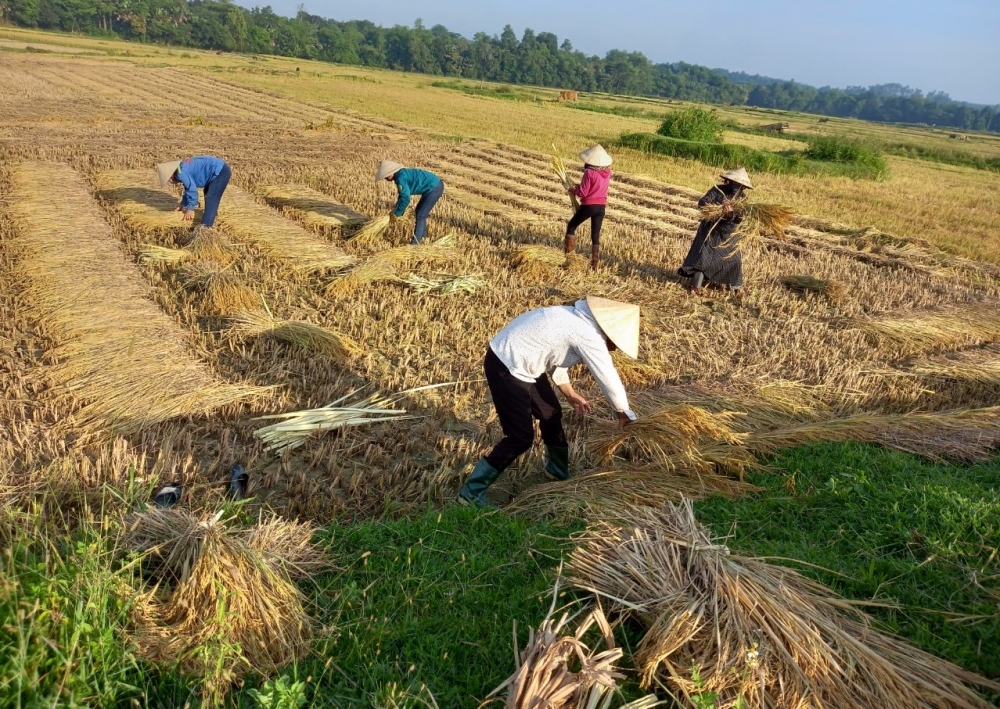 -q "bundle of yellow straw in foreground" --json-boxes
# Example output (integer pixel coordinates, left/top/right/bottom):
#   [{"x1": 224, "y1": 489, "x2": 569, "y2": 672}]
[
  {"x1": 568, "y1": 500, "x2": 1000, "y2": 709},
  {"x1": 701, "y1": 198, "x2": 795, "y2": 244}
]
